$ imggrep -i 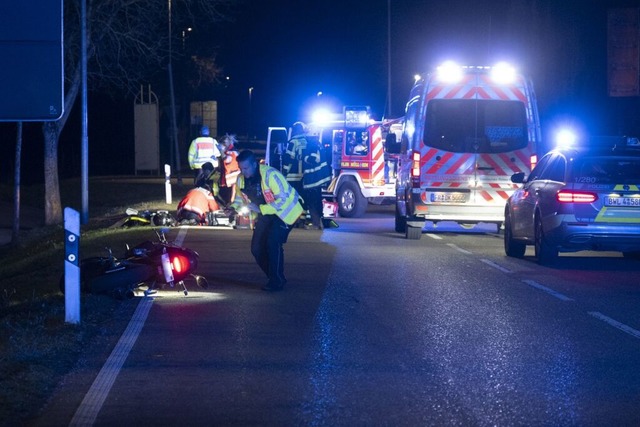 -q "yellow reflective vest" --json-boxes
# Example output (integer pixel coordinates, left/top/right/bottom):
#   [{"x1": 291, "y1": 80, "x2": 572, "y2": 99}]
[{"x1": 232, "y1": 164, "x2": 304, "y2": 225}]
